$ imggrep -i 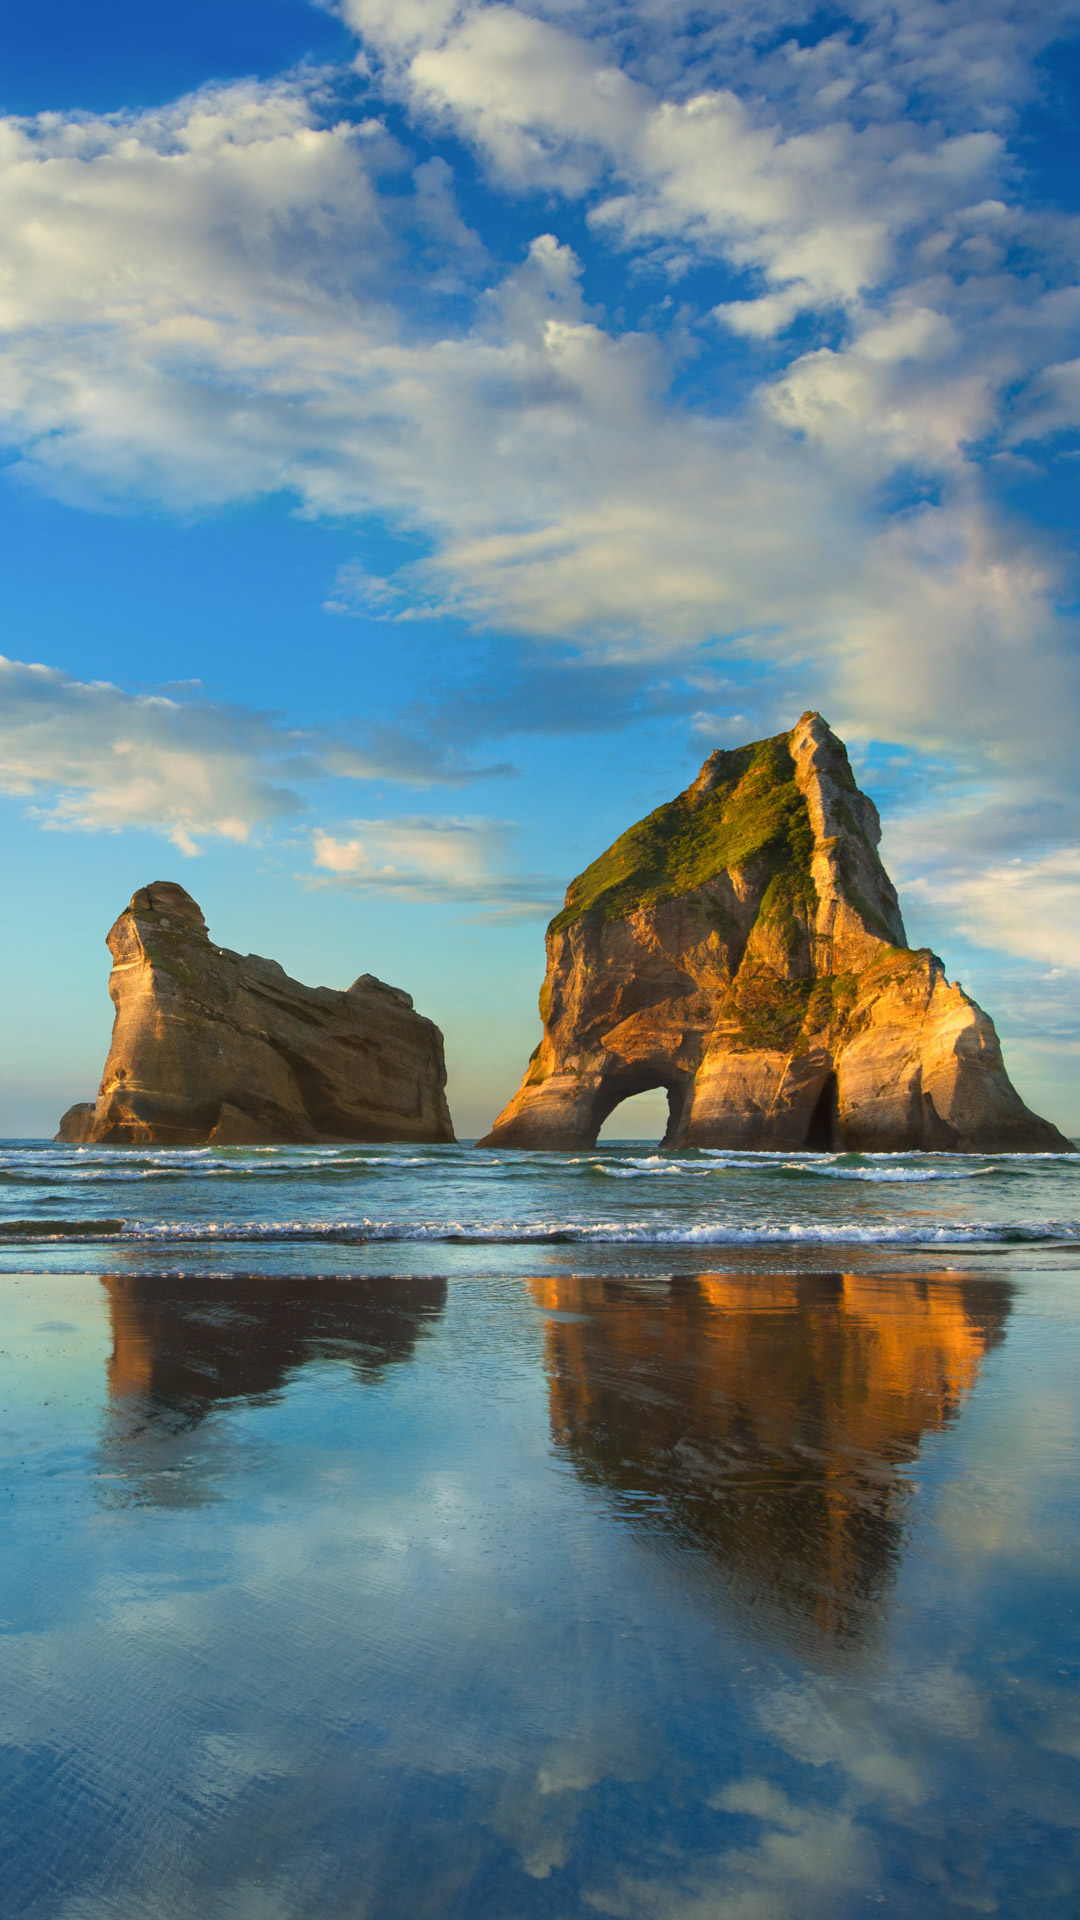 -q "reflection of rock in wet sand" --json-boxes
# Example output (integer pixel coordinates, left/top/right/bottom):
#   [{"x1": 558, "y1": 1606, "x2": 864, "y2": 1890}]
[
  {"x1": 99, "y1": 1272, "x2": 446, "y2": 1502},
  {"x1": 530, "y1": 1272, "x2": 1010, "y2": 1656}
]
